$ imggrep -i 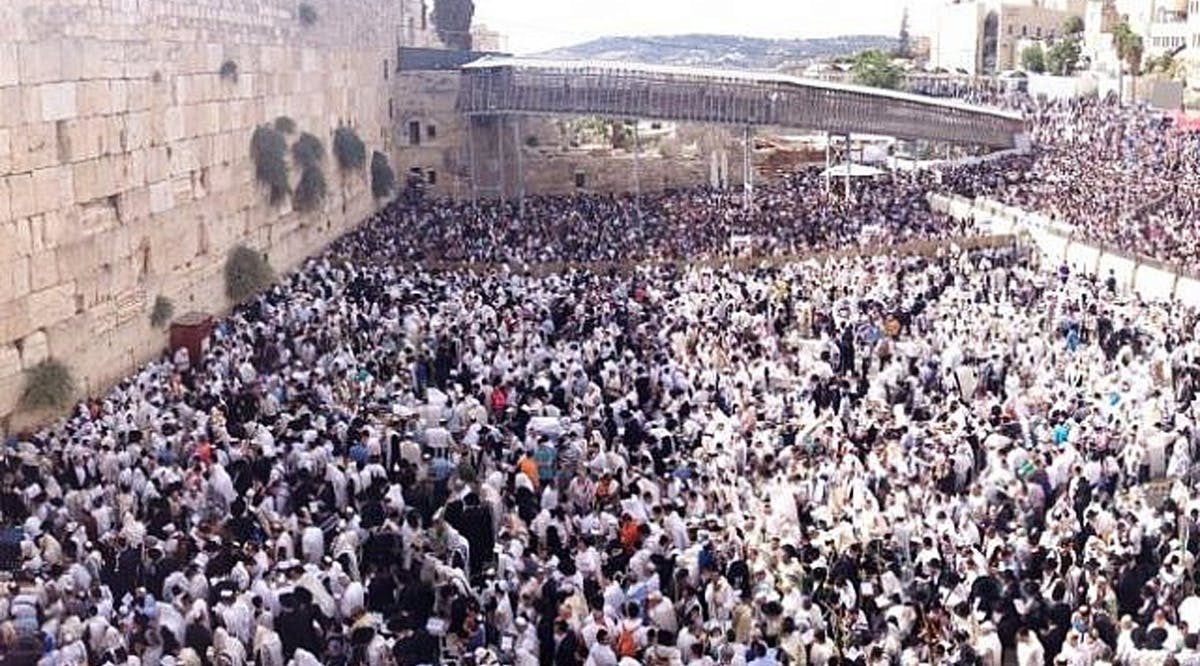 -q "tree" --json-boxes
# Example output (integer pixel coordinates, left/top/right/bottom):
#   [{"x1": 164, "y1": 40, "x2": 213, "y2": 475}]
[
  {"x1": 1021, "y1": 44, "x2": 1046, "y2": 74},
  {"x1": 897, "y1": 7, "x2": 912, "y2": 58},
  {"x1": 1046, "y1": 36, "x2": 1082, "y2": 75},
  {"x1": 1063, "y1": 15, "x2": 1085, "y2": 36},
  {"x1": 1125, "y1": 33, "x2": 1144, "y2": 98},
  {"x1": 1111, "y1": 21, "x2": 1143, "y2": 100},
  {"x1": 852, "y1": 49, "x2": 903, "y2": 90}
]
